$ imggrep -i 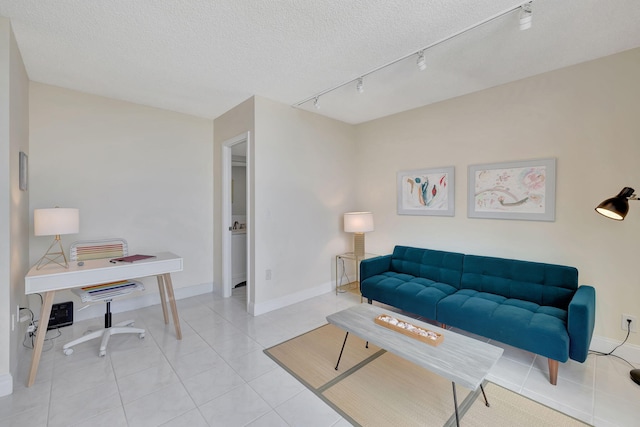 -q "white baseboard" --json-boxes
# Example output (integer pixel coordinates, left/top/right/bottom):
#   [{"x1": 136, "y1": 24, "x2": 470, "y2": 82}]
[
  {"x1": 0, "y1": 373, "x2": 12, "y2": 397},
  {"x1": 73, "y1": 281, "x2": 214, "y2": 323},
  {"x1": 251, "y1": 281, "x2": 333, "y2": 316},
  {"x1": 590, "y1": 335, "x2": 640, "y2": 364}
]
